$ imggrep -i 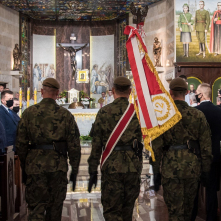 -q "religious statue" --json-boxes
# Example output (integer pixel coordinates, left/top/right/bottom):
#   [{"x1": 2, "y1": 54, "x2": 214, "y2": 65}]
[
  {"x1": 59, "y1": 43, "x2": 88, "y2": 78},
  {"x1": 13, "y1": 44, "x2": 22, "y2": 71},
  {"x1": 153, "y1": 37, "x2": 162, "y2": 67}
]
